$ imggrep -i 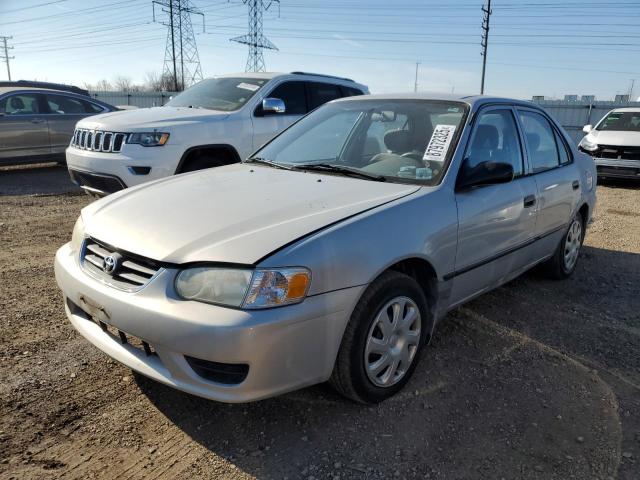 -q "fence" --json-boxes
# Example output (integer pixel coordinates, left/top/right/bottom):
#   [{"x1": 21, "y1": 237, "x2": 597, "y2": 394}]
[
  {"x1": 532, "y1": 99, "x2": 640, "y2": 145},
  {"x1": 88, "y1": 91, "x2": 178, "y2": 108}
]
